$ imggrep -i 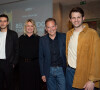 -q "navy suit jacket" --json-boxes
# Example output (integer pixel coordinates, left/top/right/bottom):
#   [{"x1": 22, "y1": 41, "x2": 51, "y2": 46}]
[{"x1": 39, "y1": 32, "x2": 66, "y2": 79}]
